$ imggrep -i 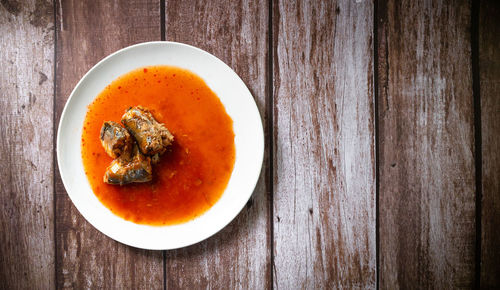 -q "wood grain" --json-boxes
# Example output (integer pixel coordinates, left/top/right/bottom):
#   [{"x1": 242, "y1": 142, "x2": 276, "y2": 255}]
[
  {"x1": 0, "y1": 0, "x2": 55, "y2": 288},
  {"x1": 273, "y1": 0, "x2": 376, "y2": 288},
  {"x1": 479, "y1": 1, "x2": 500, "y2": 287},
  {"x1": 377, "y1": 0, "x2": 476, "y2": 288},
  {"x1": 164, "y1": 0, "x2": 271, "y2": 288},
  {"x1": 55, "y1": 0, "x2": 163, "y2": 288}
]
